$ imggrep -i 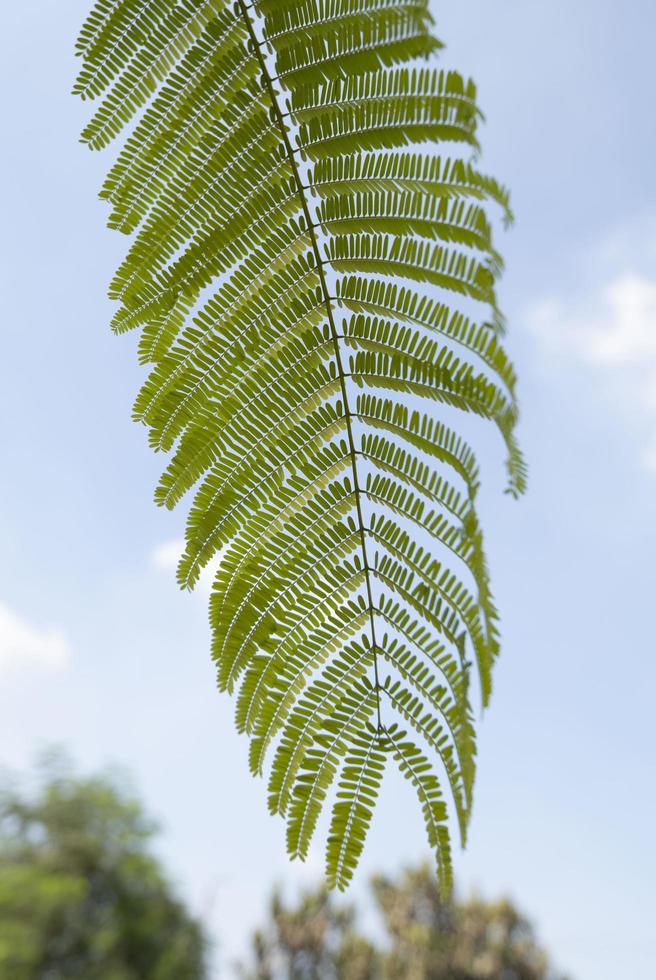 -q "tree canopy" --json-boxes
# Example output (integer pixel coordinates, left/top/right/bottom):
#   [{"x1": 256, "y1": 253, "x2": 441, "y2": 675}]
[
  {"x1": 239, "y1": 865, "x2": 569, "y2": 980},
  {"x1": 0, "y1": 758, "x2": 208, "y2": 979}
]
